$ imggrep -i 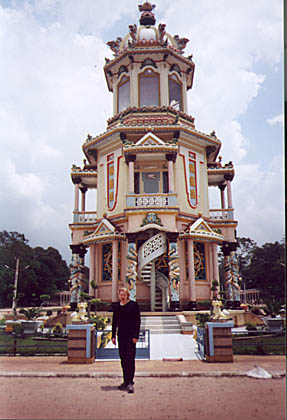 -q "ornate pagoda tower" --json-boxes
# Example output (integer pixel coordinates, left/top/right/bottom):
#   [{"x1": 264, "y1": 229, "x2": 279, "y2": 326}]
[{"x1": 69, "y1": 2, "x2": 240, "y2": 311}]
